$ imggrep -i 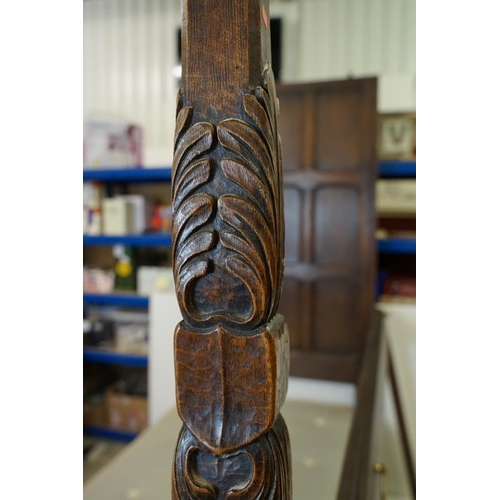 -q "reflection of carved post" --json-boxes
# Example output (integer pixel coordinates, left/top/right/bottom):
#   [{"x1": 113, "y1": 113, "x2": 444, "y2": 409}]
[{"x1": 171, "y1": 0, "x2": 291, "y2": 498}]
